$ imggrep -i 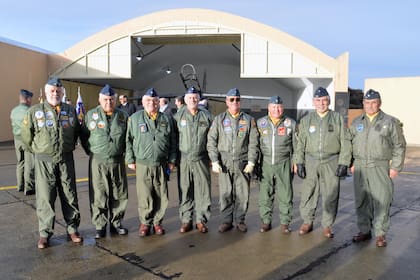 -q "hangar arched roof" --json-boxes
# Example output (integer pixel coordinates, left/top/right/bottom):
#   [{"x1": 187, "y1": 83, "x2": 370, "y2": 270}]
[{"x1": 49, "y1": 8, "x2": 348, "y2": 92}]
